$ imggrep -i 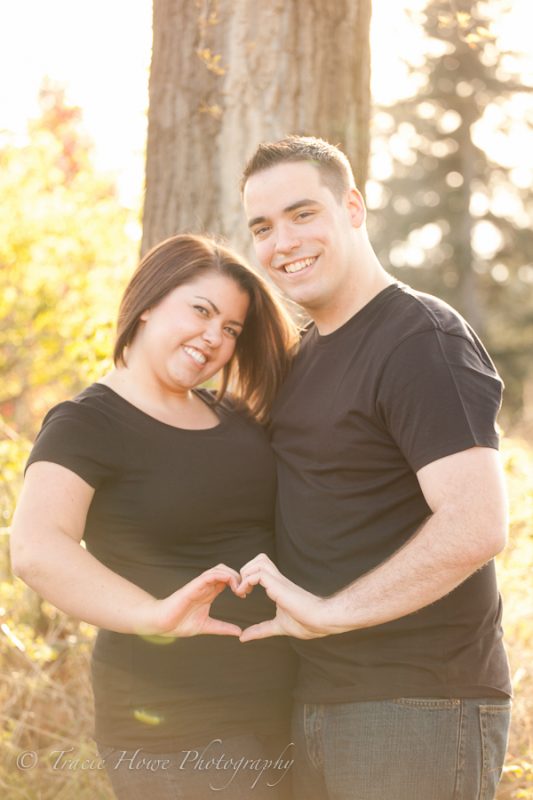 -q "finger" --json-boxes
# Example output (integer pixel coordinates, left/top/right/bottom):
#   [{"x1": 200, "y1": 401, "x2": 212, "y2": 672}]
[
  {"x1": 237, "y1": 568, "x2": 287, "y2": 600},
  {"x1": 215, "y1": 569, "x2": 242, "y2": 595},
  {"x1": 202, "y1": 617, "x2": 242, "y2": 637},
  {"x1": 206, "y1": 579, "x2": 236, "y2": 602},
  {"x1": 234, "y1": 571, "x2": 263, "y2": 597},
  {"x1": 239, "y1": 618, "x2": 283, "y2": 642},
  {"x1": 225, "y1": 573, "x2": 242, "y2": 593},
  {"x1": 206, "y1": 565, "x2": 241, "y2": 584},
  {"x1": 192, "y1": 569, "x2": 240, "y2": 596},
  {"x1": 178, "y1": 577, "x2": 228, "y2": 606},
  {"x1": 238, "y1": 553, "x2": 276, "y2": 579}
]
